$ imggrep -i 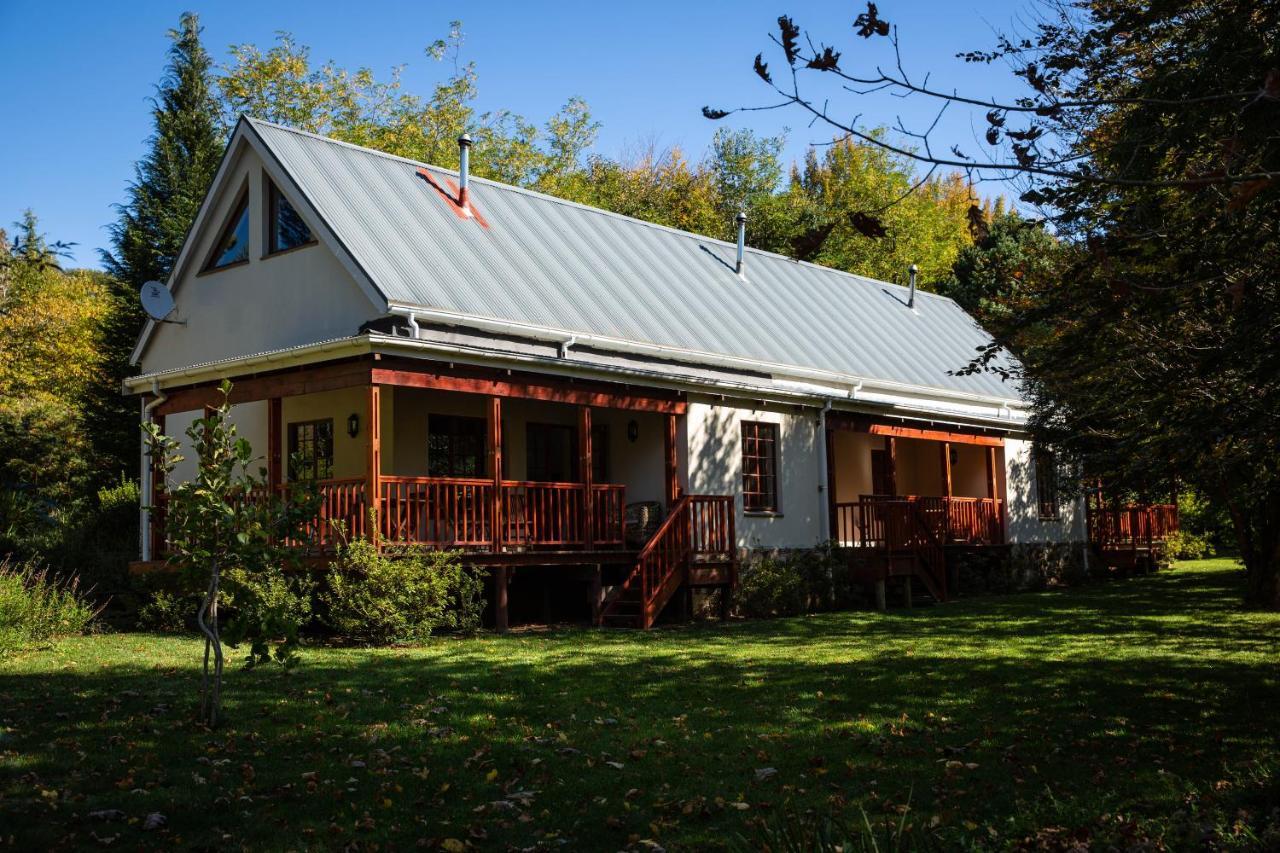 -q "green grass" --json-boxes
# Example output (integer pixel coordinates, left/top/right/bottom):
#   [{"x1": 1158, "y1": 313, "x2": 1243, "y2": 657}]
[{"x1": 2, "y1": 559, "x2": 1277, "y2": 850}]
